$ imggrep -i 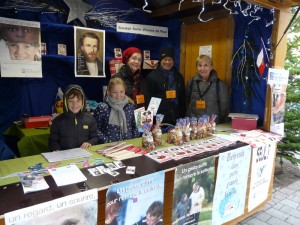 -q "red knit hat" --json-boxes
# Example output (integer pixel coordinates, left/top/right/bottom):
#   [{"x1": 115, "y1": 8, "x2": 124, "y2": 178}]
[{"x1": 122, "y1": 47, "x2": 142, "y2": 64}]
